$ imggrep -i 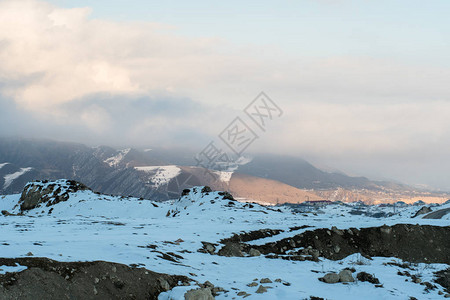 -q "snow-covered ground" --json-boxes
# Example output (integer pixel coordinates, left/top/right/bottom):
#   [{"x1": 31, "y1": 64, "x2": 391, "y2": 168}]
[{"x1": 0, "y1": 183, "x2": 449, "y2": 299}]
